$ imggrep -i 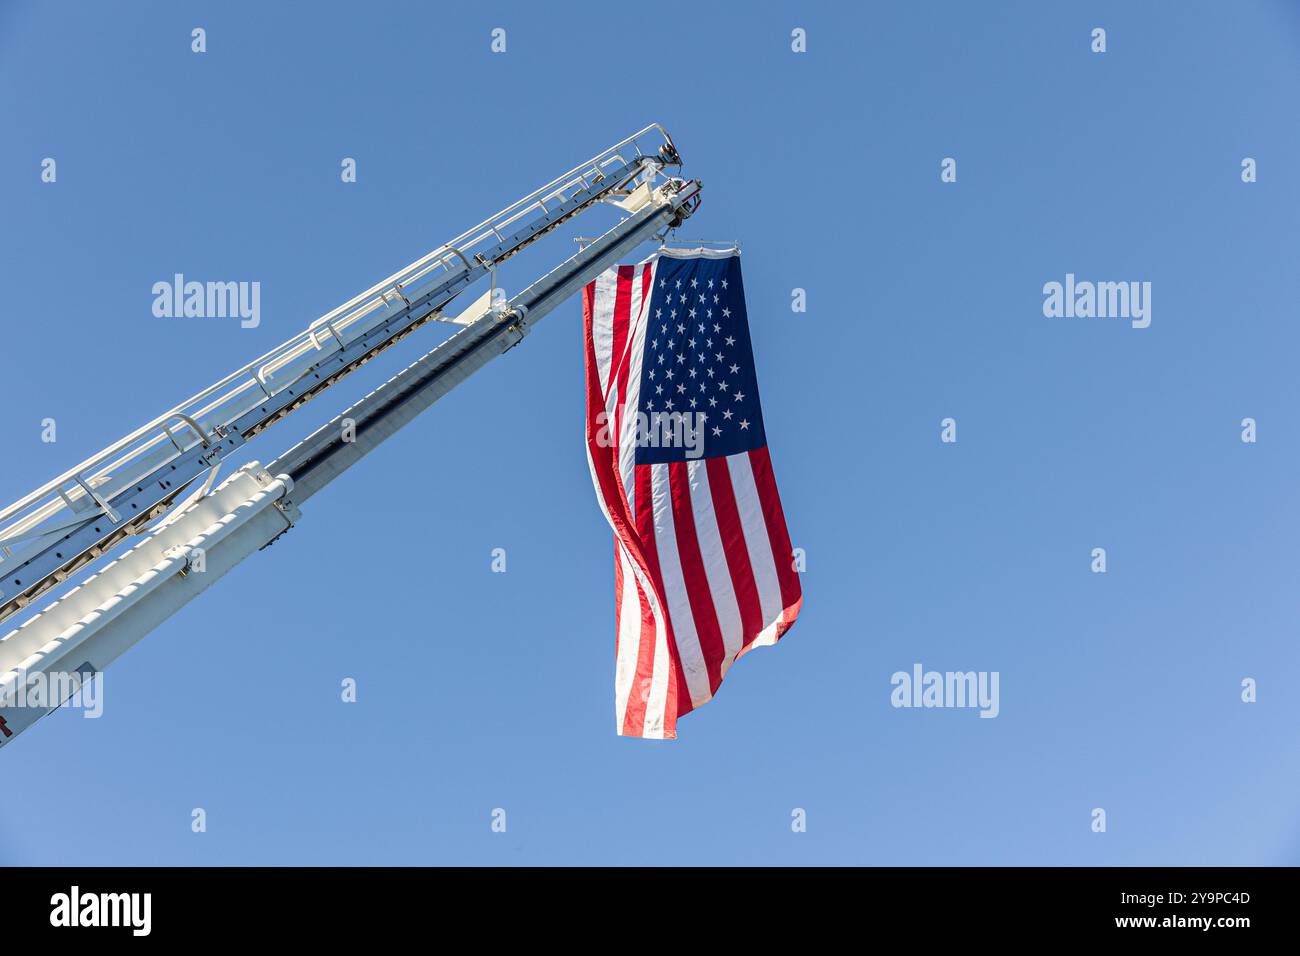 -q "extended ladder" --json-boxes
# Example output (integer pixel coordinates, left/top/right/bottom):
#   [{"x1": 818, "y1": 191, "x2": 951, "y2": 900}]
[
  {"x1": 0, "y1": 125, "x2": 701, "y2": 749},
  {"x1": 0, "y1": 124, "x2": 690, "y2": 627}
]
